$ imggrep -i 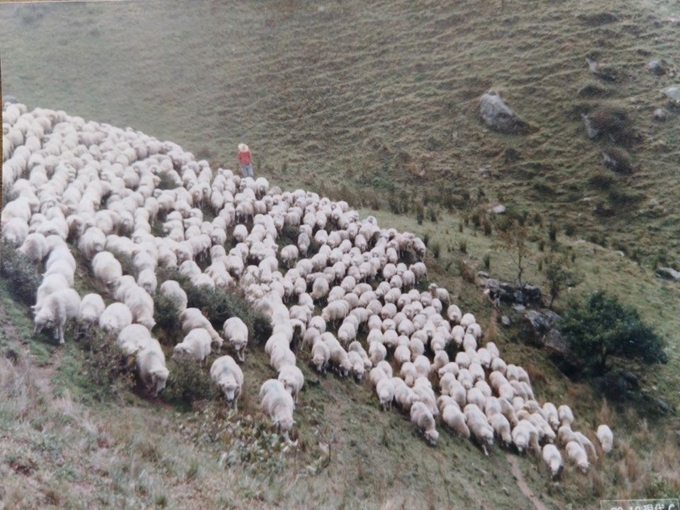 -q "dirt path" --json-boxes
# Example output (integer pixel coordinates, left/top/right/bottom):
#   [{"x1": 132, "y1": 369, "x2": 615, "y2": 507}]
[{"x1": 506, "y1": 453, "x2": 549, "y2": 510}]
